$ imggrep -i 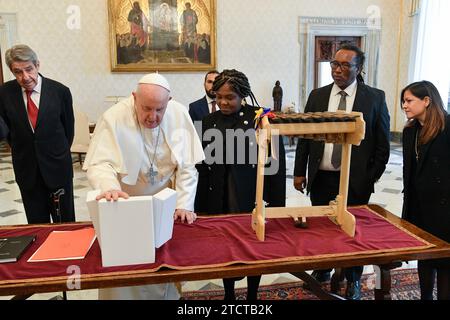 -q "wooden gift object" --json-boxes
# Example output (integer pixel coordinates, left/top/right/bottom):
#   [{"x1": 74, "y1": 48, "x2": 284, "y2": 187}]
[{"x1": 252, "y1": 111, "x2": 365, "y2": 241}]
